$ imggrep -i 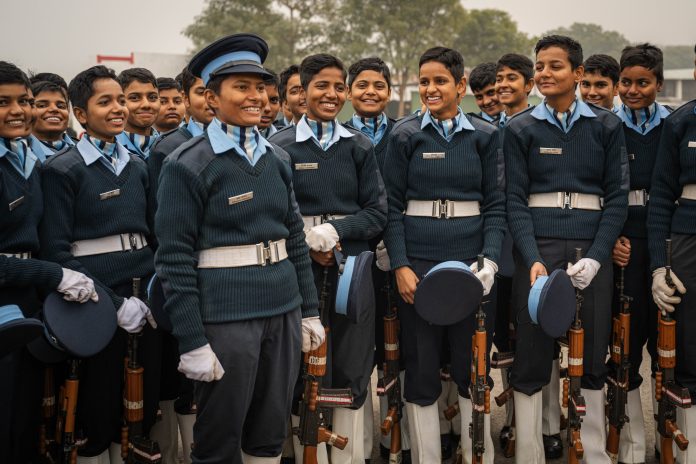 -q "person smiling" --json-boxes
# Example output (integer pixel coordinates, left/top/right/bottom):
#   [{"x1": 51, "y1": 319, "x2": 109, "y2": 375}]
[
  {"x1": 495, "y1": 53, "x2": 534, "y2": 125},
  {"x1": 469, "y1": 62, "x2": 504, "y2": 123},
  {"x1": 580, "y1": 54, "x2": 620, "y2": 110},
  {"x1": 382, "y1": 46, "x2": 504, "y2": 463},
  {"x1": 154, "y1": 76, "x2": 185, "y2": 133},
  {"x1": 116, "y1": 67, "x2": 161, "y2": 159},
  {"x1": 29, "y1": 74, "x2": 75, "y2": 159}
]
